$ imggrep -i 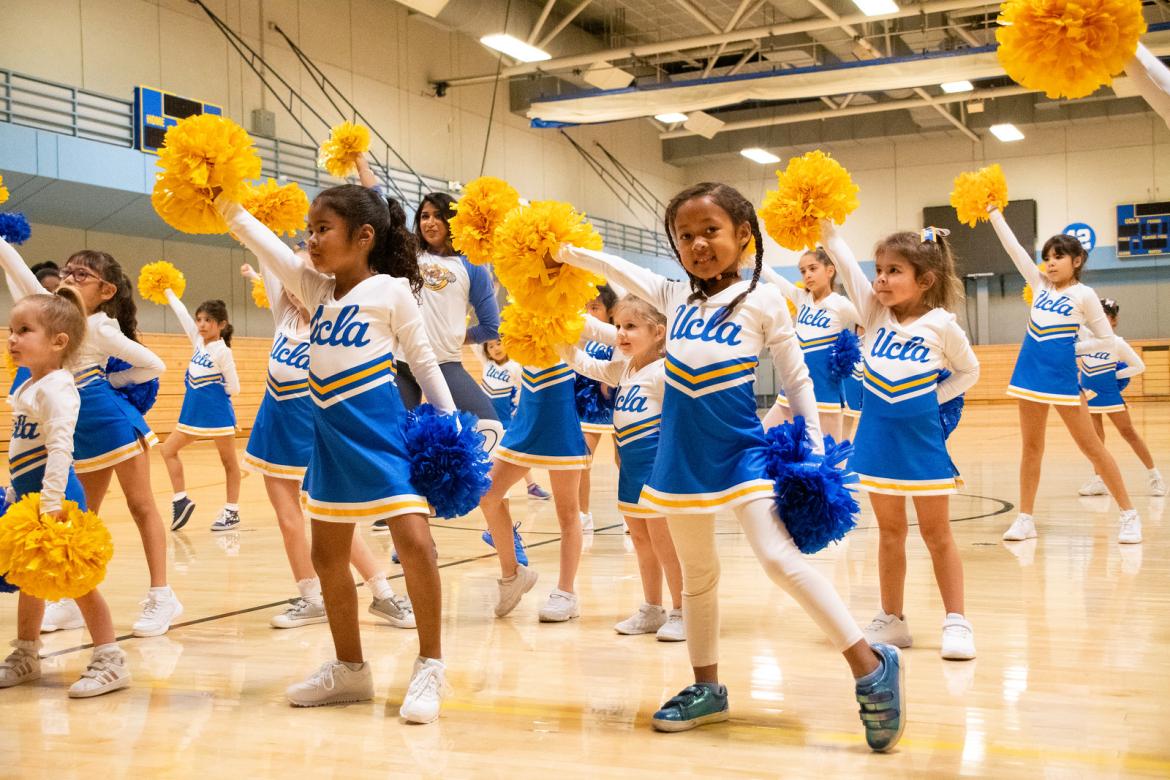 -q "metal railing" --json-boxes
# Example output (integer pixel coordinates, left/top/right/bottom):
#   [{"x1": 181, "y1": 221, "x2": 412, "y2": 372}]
[{"x1": 0, "y1": 66, "x2": 667, "y2": 259}]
